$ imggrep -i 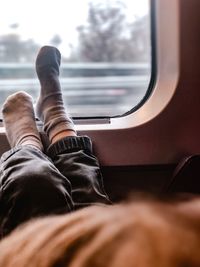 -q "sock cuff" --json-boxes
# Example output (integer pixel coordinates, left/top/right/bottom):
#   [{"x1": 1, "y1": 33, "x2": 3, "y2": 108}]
[
  {"x1": 16, "y1": 134, "x2": 43, "y2": 151},
  {"x1": 47, "y1": 136, "x2": 93, "y2": 158},
  {"x1": 16, "y1": 133, "x2": 41, "y2": 144}
]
